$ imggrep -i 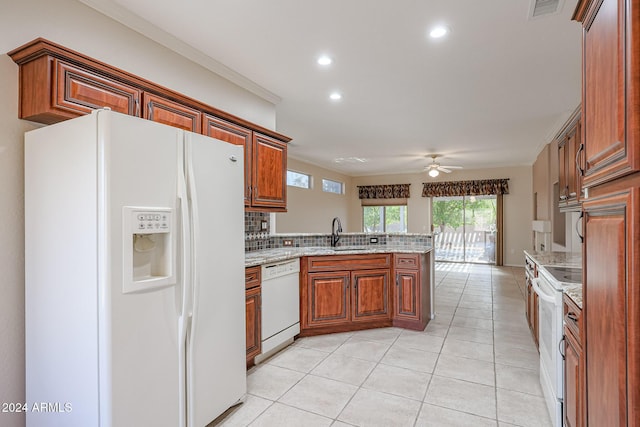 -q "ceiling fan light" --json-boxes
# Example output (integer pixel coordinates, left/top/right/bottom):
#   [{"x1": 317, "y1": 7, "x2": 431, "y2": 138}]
[{"x1": 428, "y1": 169, "x2": 439, "y2": 177}]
